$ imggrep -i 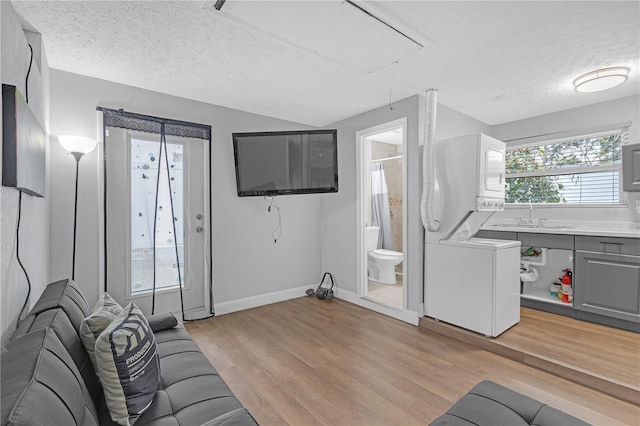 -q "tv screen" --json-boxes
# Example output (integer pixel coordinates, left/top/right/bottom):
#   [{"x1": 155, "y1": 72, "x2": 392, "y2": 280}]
[
  {"x1": 2, "y1": 84, "x2": 46, "y2": 197},
  {"x1": 233, "y1": 129, "x2": 338, "y2": 197}
]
